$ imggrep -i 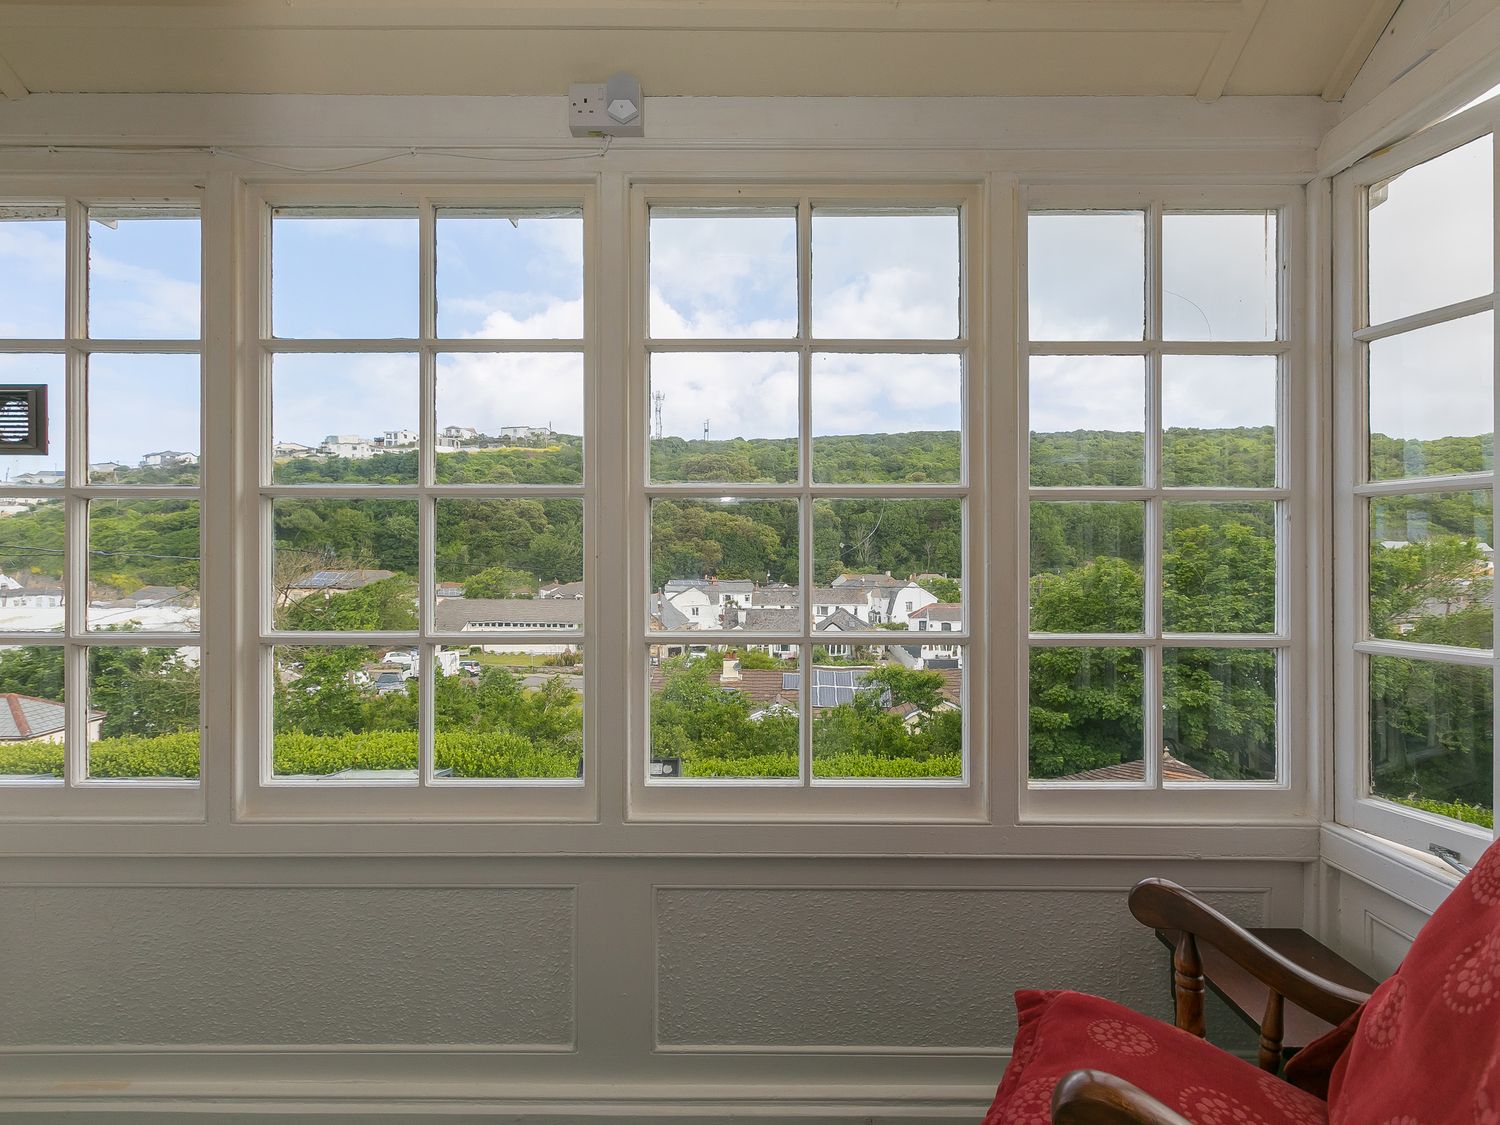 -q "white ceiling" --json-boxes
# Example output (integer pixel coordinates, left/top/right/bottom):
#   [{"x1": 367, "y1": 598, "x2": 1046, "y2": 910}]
[{"x1": 0, "y1": 0, "x2": 1400, "y2": 102}]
